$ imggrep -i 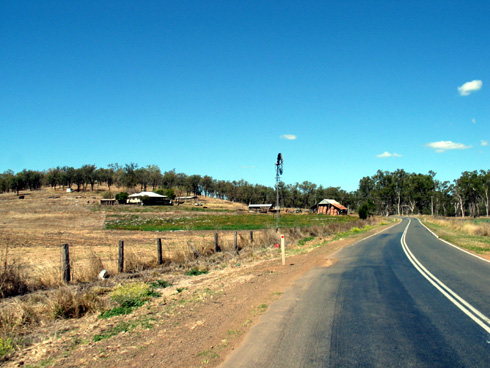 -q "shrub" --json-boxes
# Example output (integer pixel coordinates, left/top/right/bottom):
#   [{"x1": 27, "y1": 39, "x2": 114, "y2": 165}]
[
  {"x1": 110, "y1": 283, "x2": 154, "y2": 307},
  {"x1": 165, "y1": 188, "x2": 175, "y2": 200},
  {"x1": 154, "y1": 188, "x2": 175, "y2": 199},
  {"x1": 358, "y1": 203, "x2": 370, "y2": 220},
  {"x1": 139, "y1": 195, "x2": 151, "y2": 205},
  {"x1": 100, "y1": 282, "x2": 160, "y2": 319},
  {"x1": 0, "y1": 263, "x2": 29, "y2": 298},
  {"x1": 115, "y1": 192, "x2": 129, "y2": 204},
  {"x1": 50, "y1": 287, "x2": 98, "y2": 319}
]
